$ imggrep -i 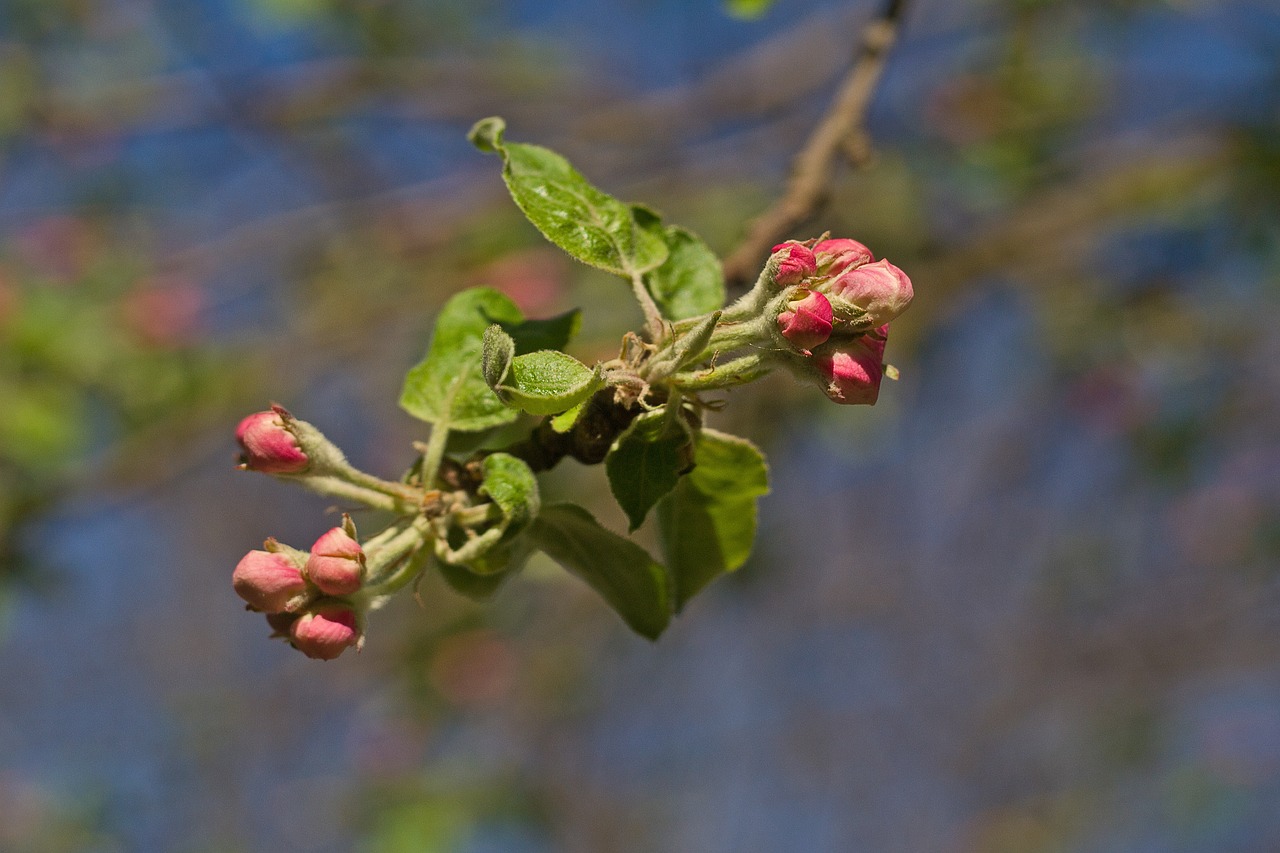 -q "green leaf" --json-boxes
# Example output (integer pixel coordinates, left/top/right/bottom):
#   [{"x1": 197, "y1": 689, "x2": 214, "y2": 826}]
[
  {"x1": 400, "y1": 287, "x2": 523, "y2": 431},
  {"x1": 469, "y1": 117, "x2": 669, "y2": 279},
  {"x1": 501, "y1": 308, "x2": 582, "y2": 355},
  {"x1": 481, "y1": 324, "x2": 515, "y2": 389},
  {"x1": 479, "y1": 452, "x2": 540, "y2": 537},
  {"x1": 605, "y1": 409, "x2": 690, "y2": 531},
  {"x1": 436, "y1": 556, "x2": 516, "y2": 601},
  {"x1": 724, "y1": 0, "x2": 775, "y2": 19},
  {"x1": 531, "y1": 503, "x2": 670, "y2": 640},
  {"x1": 549, "y1": 399, "x2": 587, "y2": 433},
  {"x1": 657, "y1": 429, "x2": 769, "y2": 610},
  {"x1": 495, "y1": 350, "x2": 604, "y2": 416},
  {"x1": 643, "y1": 226, "x2": 725, "y2": 320},
  {"x1": 436, "y1": 453, "x2": 539, "y2": 575}
]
